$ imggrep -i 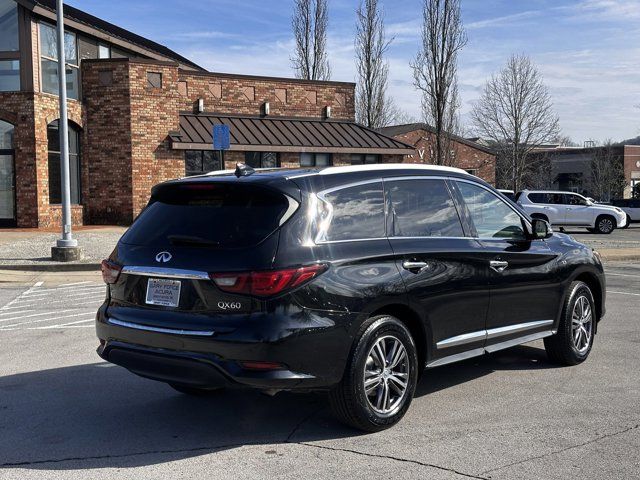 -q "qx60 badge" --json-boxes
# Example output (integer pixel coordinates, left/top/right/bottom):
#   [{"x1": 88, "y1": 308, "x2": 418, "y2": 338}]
[{"x1": 155, "y1": 251, "x2": 172, "y2": 263}]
